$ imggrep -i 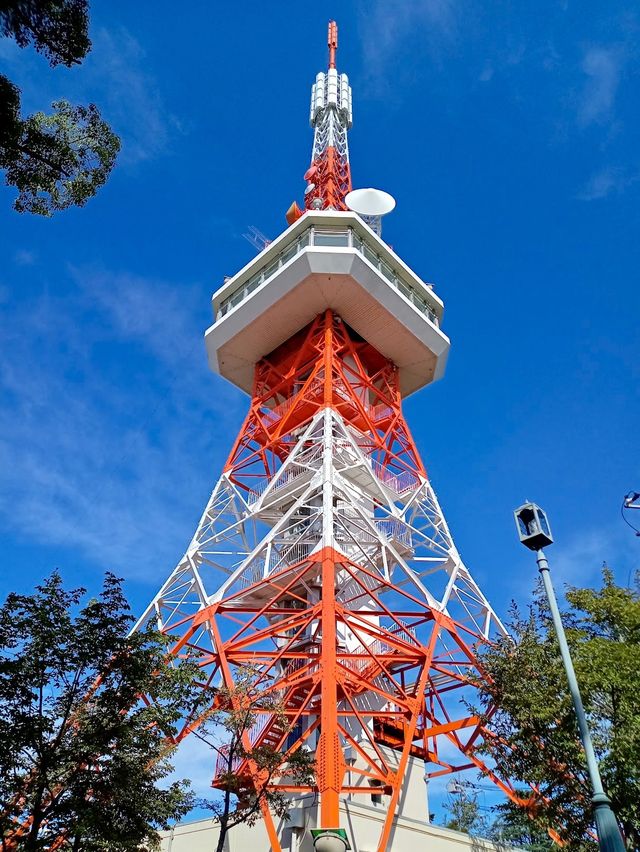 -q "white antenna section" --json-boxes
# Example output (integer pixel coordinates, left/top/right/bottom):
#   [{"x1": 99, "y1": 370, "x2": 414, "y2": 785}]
[
  {"x1": 242, "y1": 226, "x2": 271, "y2": 252},
  {"x1": 345, "y1": 187, "x2": 396, "y2": 236}
]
